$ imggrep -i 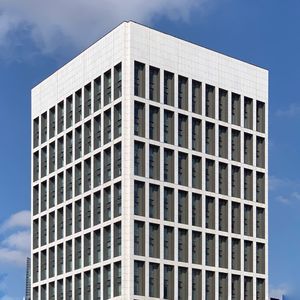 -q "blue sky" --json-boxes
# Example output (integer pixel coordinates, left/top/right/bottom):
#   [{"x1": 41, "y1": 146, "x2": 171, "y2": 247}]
[{"x1": 0, "y1": 0, "x2": 299, "y2": 298}]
